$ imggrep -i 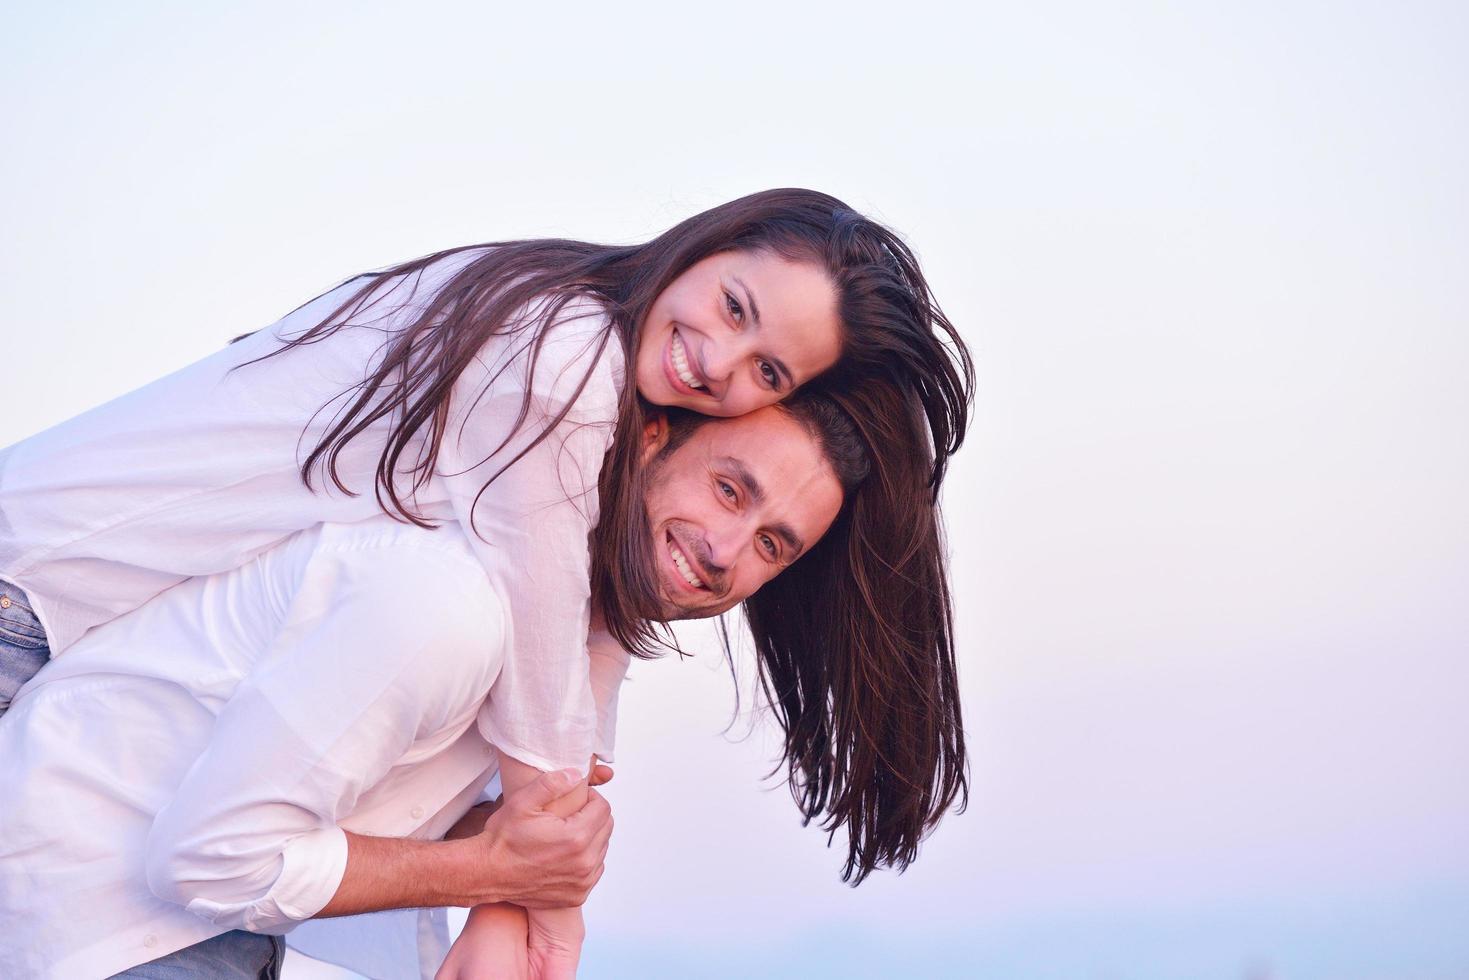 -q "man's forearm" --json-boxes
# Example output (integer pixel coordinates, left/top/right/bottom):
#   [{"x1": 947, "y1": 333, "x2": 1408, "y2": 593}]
[
  {"x1": 316, "y1": 765, "x2": 610, "y2": 919},
  {"x1": 316, "y1": 831, "x2": 505, "y2": 917},
  {"x1": 444, "y1": 799, "x2": 501, "y2": 841}
]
